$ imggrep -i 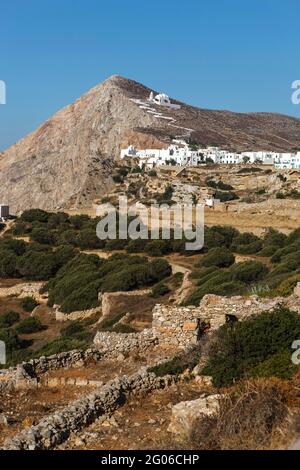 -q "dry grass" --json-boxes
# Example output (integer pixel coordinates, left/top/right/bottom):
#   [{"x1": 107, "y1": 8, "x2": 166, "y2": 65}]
[{"x1": 188, "y1": 378, "x2": 294, "y2": 450}]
